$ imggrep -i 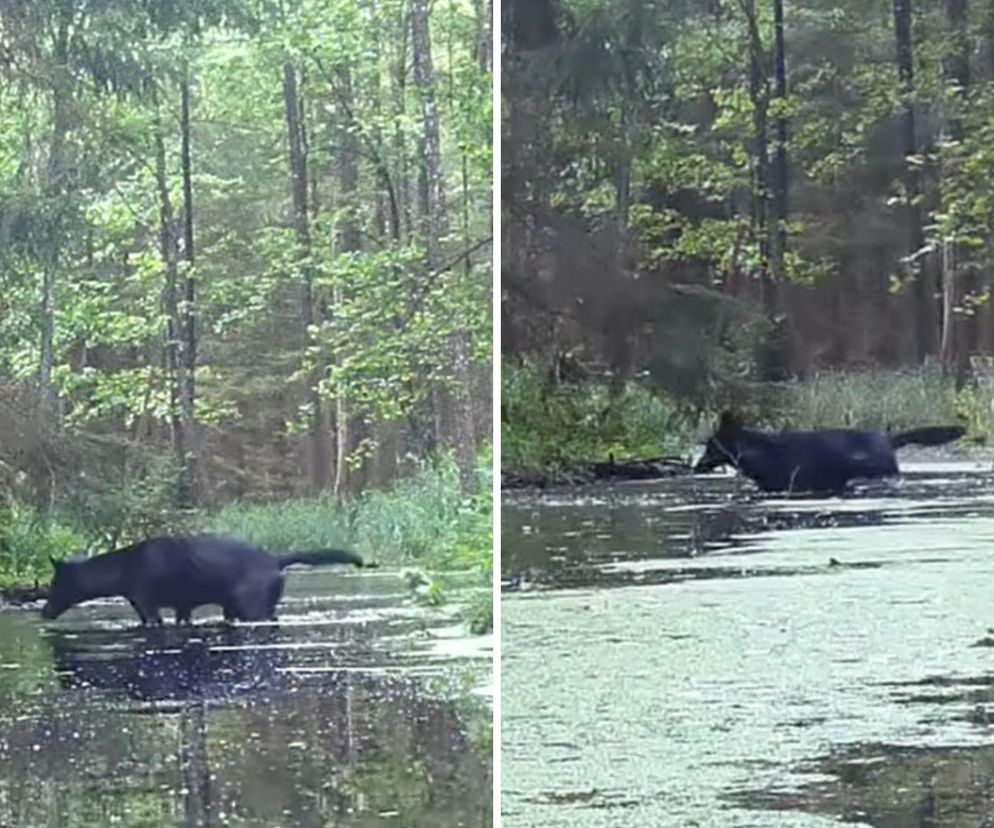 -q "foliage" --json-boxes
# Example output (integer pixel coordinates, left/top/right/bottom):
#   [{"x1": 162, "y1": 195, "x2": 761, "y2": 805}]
[
  {"x1": 504, "y1": 0, "x2": 994, "y2": 396},
  {"x1": 504, "y1": 359, "x2": 985, "y2": 475},
  {"x1": 466, "y1": 590, "x2": 494, "y2": 636},
  {"x1": 502, "y1": 360, "x2": 696, "y2": 471},
  {"x1": 57, "y1": 453, "x2": 194, "y2": 550},
  {"x1": 0, "y1": 0, "x2": 491, "y2": 507},
  {"x1": 0, "y1": 503, "x2": 83, "y2": 589}
]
